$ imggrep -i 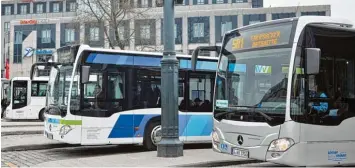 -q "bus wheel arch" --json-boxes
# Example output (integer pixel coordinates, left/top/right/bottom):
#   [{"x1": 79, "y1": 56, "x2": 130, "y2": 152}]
[
  {"x1": 143, "y1": 116, "x2": 161, "y2": 151},
  {"x1": 39, "y1": 108, "x2": 45, "y2": 121}
]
